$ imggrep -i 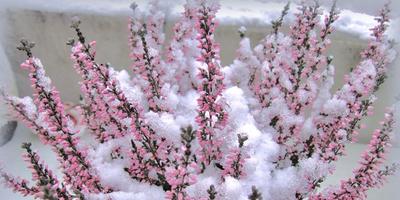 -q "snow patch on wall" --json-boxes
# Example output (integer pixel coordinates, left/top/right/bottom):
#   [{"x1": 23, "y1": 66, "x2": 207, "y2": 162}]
[{"x1": 0, "y1": 0, "x2": 393, "y2": 40}]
